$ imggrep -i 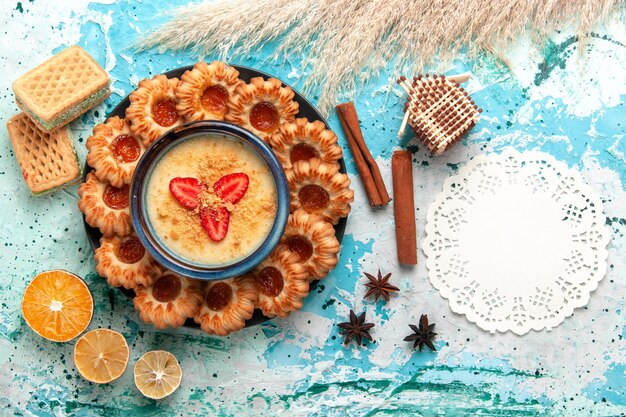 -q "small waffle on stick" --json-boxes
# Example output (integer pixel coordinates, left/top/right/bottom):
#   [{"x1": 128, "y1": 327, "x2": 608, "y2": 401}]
[{"x1": 397, "y1": 74, "x2": 481, "y2": 154}]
